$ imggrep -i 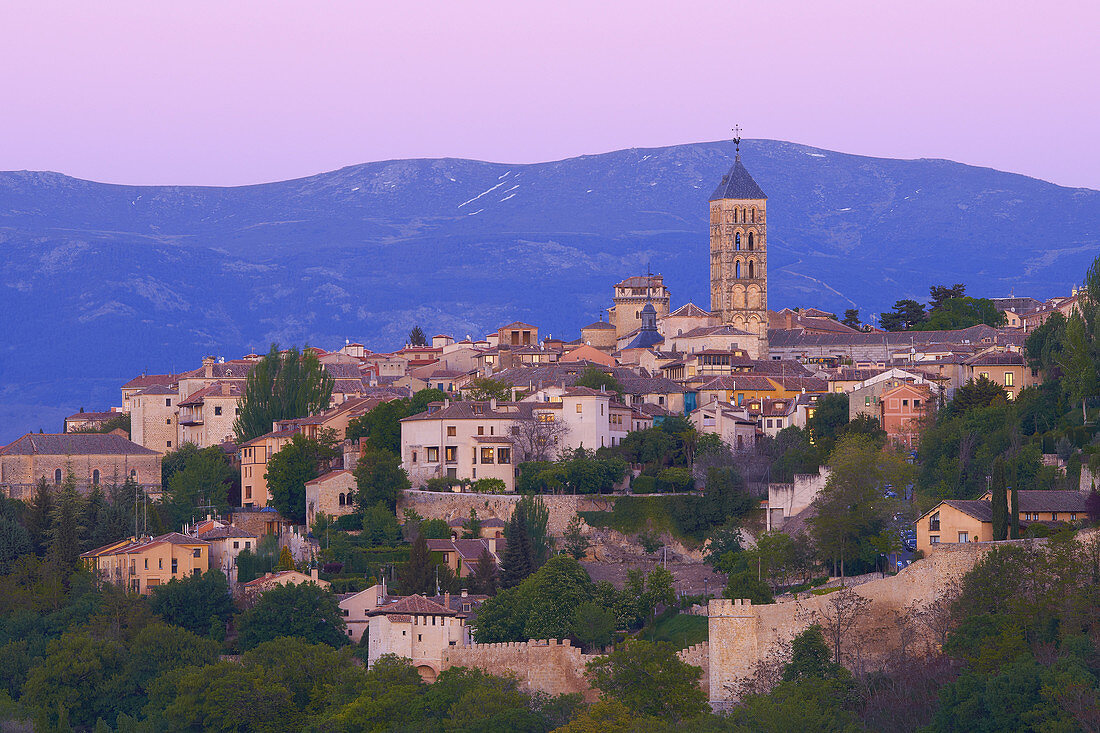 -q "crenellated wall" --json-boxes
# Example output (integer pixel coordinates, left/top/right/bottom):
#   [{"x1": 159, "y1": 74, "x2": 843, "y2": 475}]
[{"x1": 442, "y1": 639, "x2": 600, "y2": 699}]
